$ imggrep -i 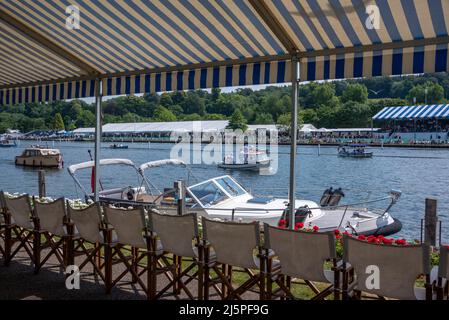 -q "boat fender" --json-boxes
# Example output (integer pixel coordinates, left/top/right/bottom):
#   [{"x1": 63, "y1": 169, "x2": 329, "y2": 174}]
[
  {"x1": 320, "y1": 187, "x2": 333, "y2": 207},
  {"x1": 126, "y1": 188, "x2": 136, "y2": 201}
]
